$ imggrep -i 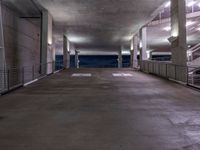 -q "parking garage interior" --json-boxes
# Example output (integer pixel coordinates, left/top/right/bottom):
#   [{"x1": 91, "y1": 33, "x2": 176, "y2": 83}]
[{"x1": 1, "y1": 0, "x2": 200, "y2": 149}]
